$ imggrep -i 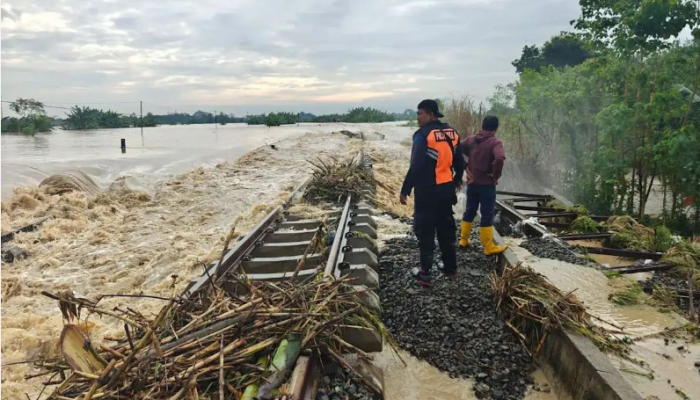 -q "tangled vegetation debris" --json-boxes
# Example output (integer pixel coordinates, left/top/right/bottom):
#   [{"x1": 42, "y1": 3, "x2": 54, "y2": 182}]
[
  {"x1": 490, "y1": 263, "x2": 629, "y2": 357},
  {"x1": 570, "y1": 216, "x2": 599, "y2": 234},
  {"x1": 32, "y1": 275, "x2": 392, "y2": 400},
  {"x1": 303, "y1": 156, "x2": 380, "y2": 204}
]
